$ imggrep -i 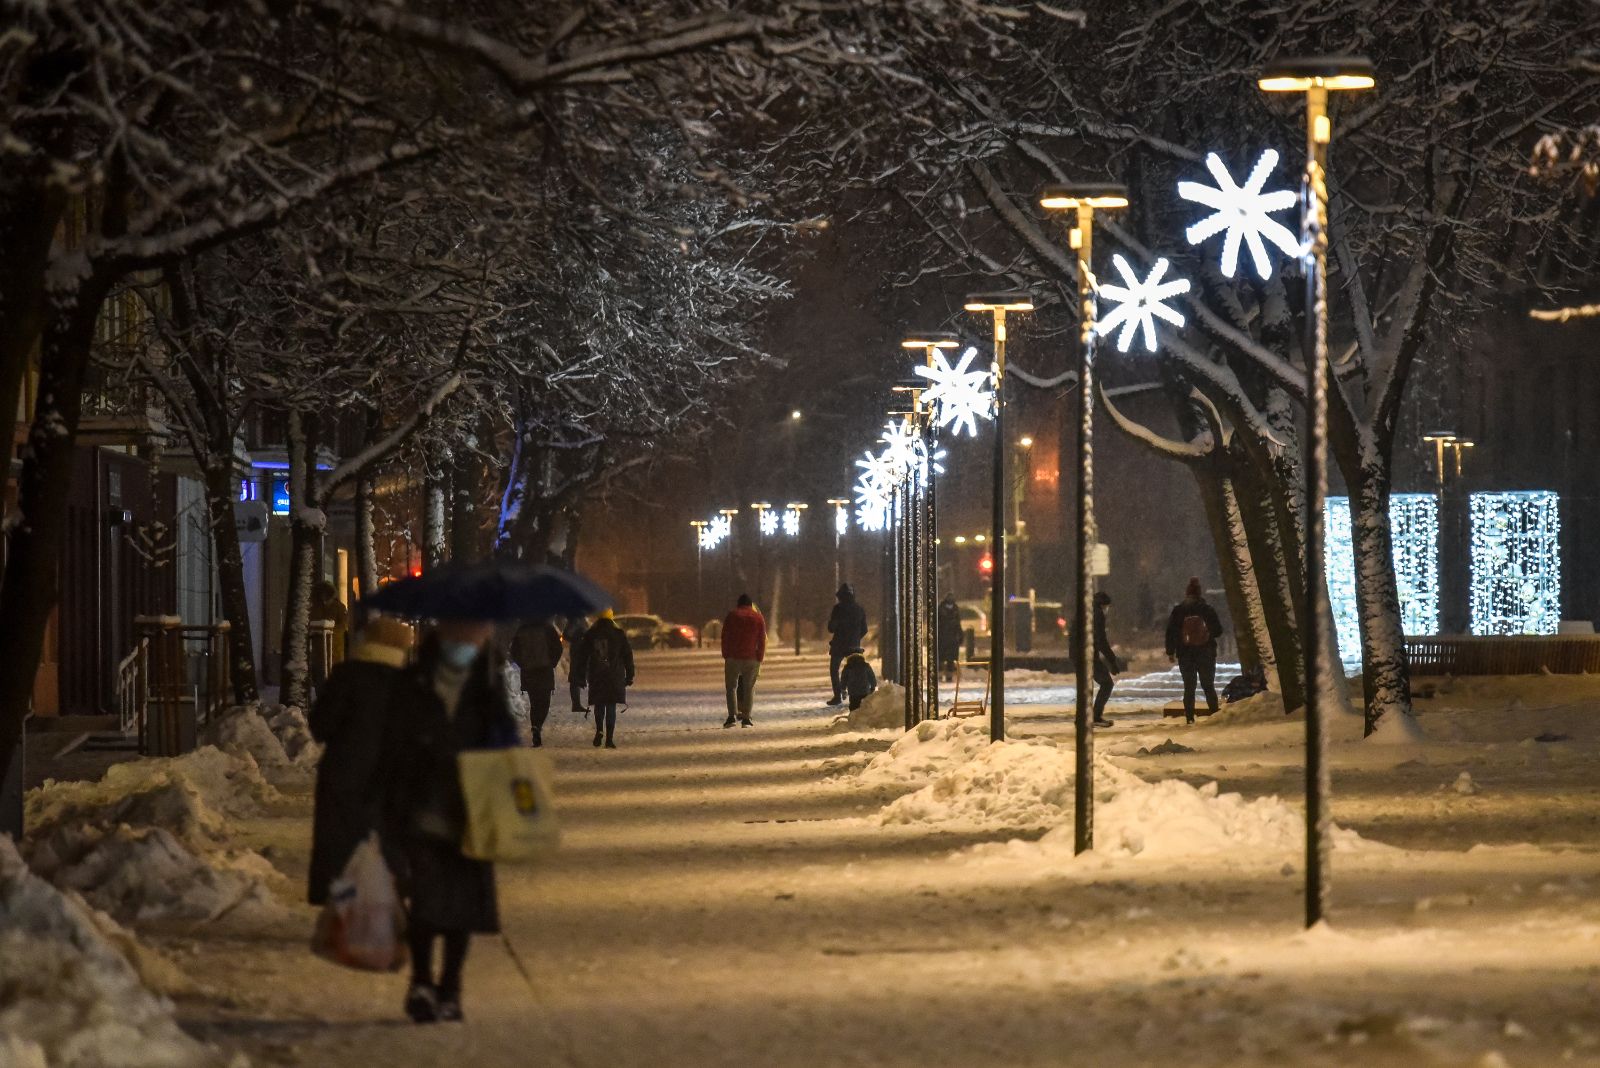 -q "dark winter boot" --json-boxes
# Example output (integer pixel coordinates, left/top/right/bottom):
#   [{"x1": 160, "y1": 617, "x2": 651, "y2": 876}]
[
  {"x1": 825, "y1": 695, "x2": 844, "y2": 707},
  {"x1": 739, "y1": 716, "x2": 753, "y2": 728},
  {"x1": 1092, "y1": 717, "x2": 1115, "y2": 728},
  {"x1": 530, "y1": 727, "x2": 543, "y2": 748},
  {"x1": 405, "y1": 982, "x2": 439, "y2": 1024},
  {"x1": 722, "y1": 716, "x2": 737, "y2": 728},
  {"x1": 604, "y1": 737, "x2": 617, "y2": 749},
  {"x1": 436, "y1": 998, "x2": 463, "y2": 1023},
  {"x1": 593, "y1": 728, "x2": 604, "y2": 748}
]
